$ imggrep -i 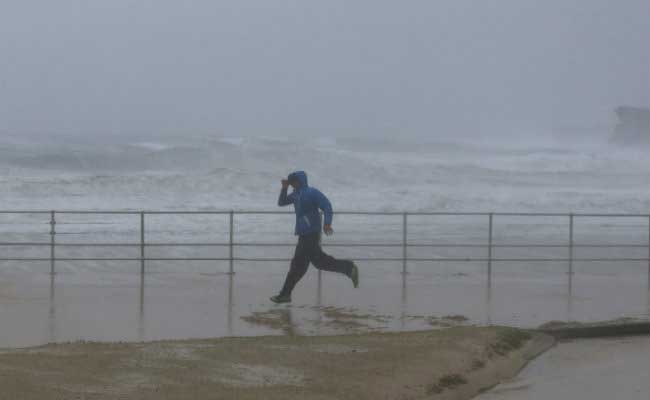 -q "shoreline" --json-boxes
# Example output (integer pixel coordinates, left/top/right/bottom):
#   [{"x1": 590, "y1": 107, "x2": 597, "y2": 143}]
[{"x1": 0, "y1": 327, "x2": 554, "y2": 400}]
